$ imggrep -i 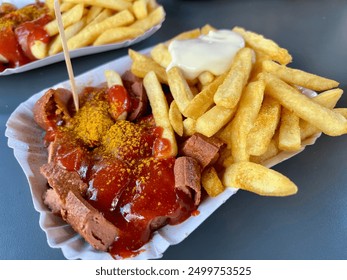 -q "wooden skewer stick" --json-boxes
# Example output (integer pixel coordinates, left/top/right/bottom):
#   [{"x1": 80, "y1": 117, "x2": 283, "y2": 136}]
[{"x1": 54, "y1": 0, "x2": 79, "y2": 111}]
